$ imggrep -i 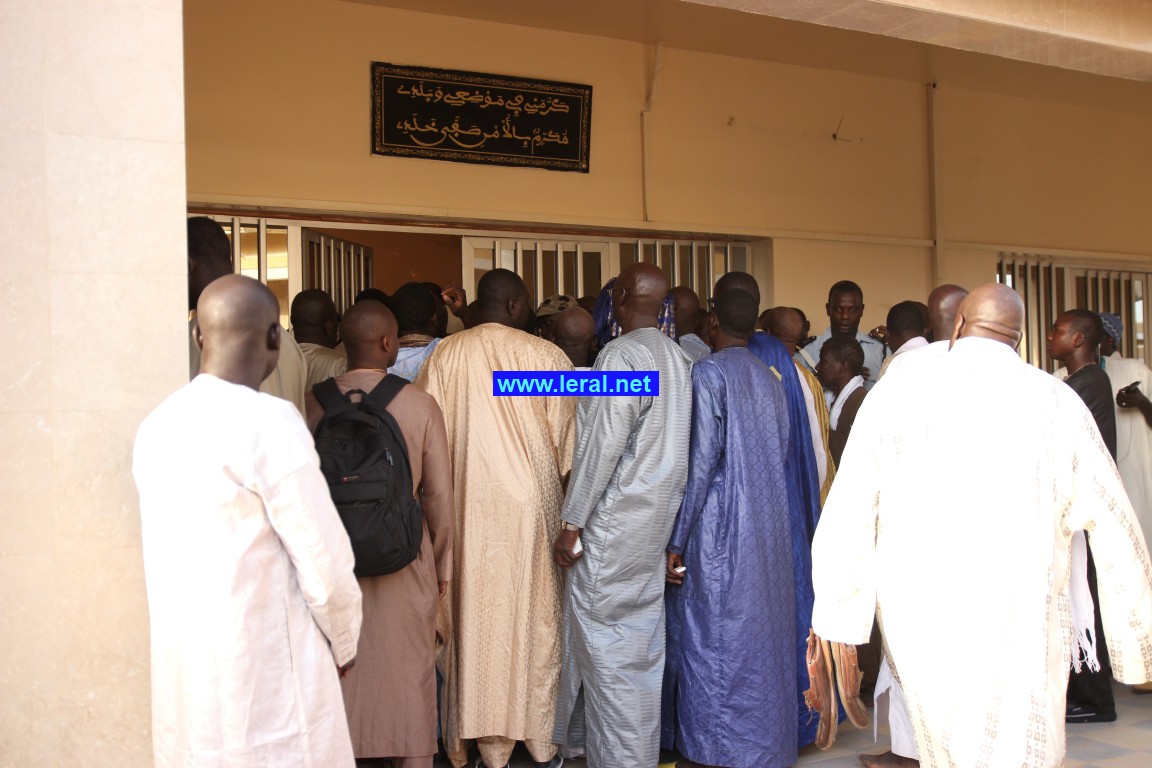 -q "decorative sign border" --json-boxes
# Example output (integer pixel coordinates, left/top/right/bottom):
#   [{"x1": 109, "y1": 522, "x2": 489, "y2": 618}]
[{"x1": 371, "y1": 62, "x2": 592, "y2": 173}]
